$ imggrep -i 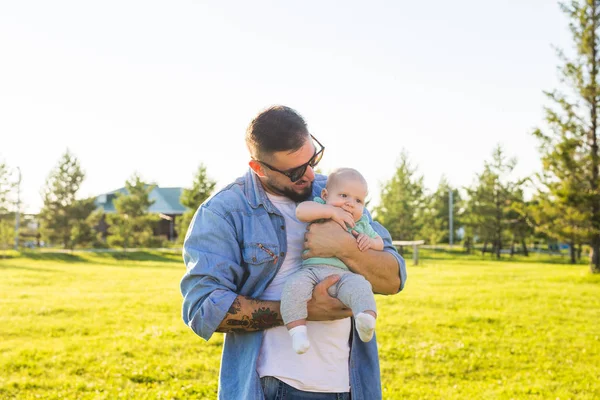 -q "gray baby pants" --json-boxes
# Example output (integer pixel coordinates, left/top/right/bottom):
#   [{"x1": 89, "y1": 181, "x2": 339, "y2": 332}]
[{"x1": 280, "y1": 265, "x2": 377, "y2": 325}]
